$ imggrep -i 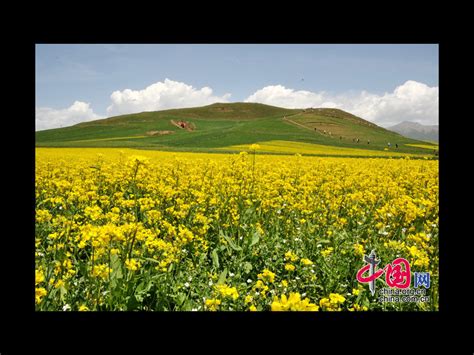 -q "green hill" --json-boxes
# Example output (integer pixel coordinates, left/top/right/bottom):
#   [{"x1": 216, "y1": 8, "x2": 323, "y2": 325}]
[{"x1": 35, "y1": 102, "x2": 437, "y2": 156}]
